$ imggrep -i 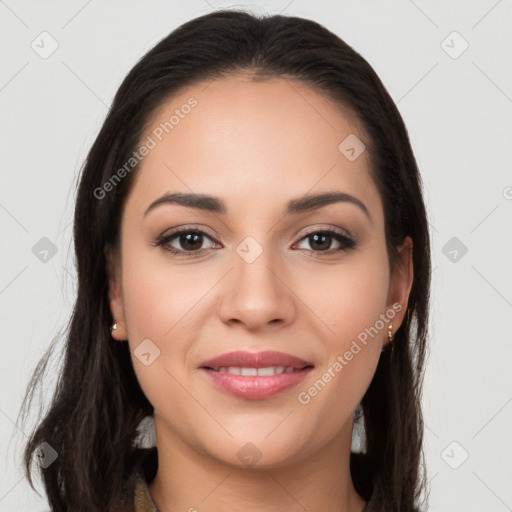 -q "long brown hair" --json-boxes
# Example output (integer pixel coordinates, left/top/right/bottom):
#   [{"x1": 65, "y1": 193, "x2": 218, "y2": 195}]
[{"x1": 20, "y1": 9, "x2": 431, "y2": 511}]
